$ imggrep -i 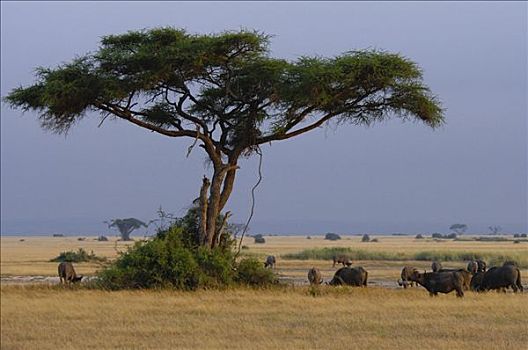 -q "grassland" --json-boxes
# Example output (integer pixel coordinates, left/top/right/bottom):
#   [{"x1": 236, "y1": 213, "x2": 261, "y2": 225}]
[
  {"x1": 1, "y1": 285, "x2": 527, "y2": 350},
  {"x1": 1, "y1": 234, "x2": 527, "y2": 349}
]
